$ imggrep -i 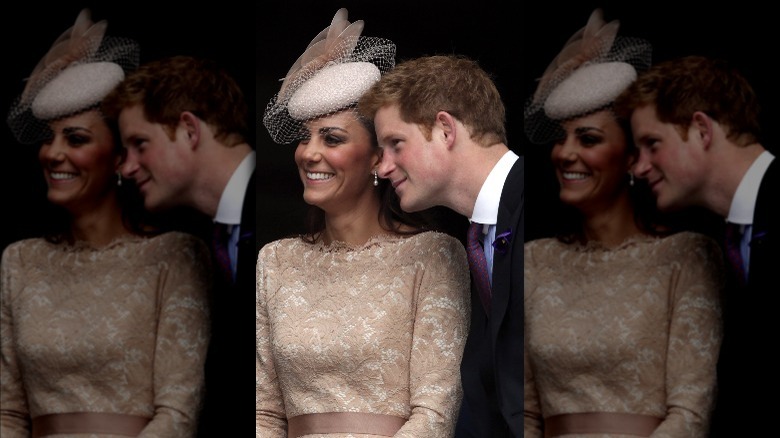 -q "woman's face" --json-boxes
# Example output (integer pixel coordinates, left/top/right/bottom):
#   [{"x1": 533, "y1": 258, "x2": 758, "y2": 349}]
[
  {"x1": 293, "y1": 110, "x2": 380, "y2": 215},
  {"x1": 38, "y1": 109, "x2": 121, "y2": 213},
  {"x1": 550, "y1": 110, "x2": 635, "y2": 213}
]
